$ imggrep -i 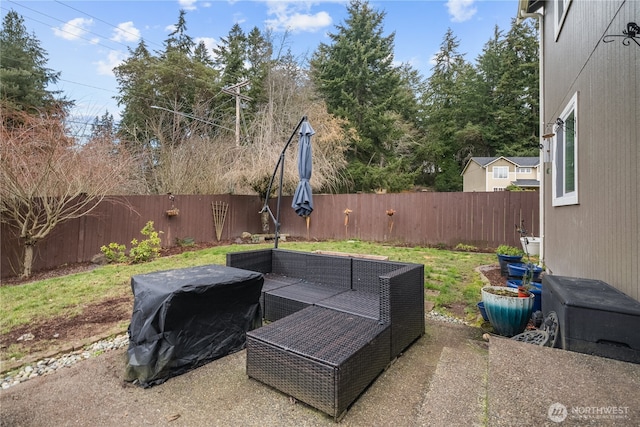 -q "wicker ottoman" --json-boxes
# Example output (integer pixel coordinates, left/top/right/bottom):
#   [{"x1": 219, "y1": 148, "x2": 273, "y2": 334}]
[{"x1": 246, "y1": 306, "x2": 390, "y2": 420}]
